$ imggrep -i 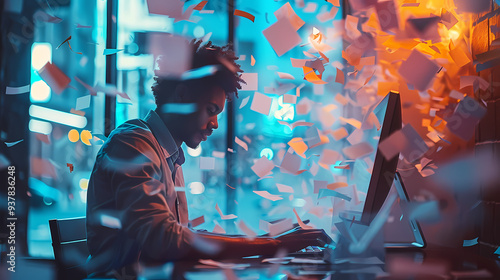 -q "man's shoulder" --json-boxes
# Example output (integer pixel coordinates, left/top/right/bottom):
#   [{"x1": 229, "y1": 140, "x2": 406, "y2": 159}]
[
  {"x1": 102, "y1": 119, "x2": 158, "y2": 152},
  {"x1": 110, "y1": 118, "x2": 153, "y2": 139}
]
